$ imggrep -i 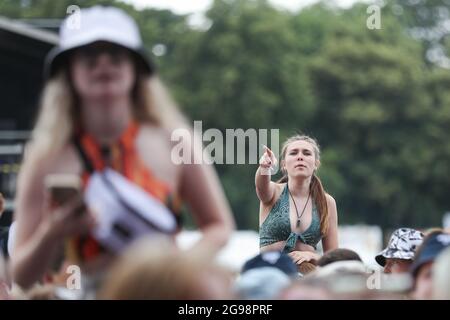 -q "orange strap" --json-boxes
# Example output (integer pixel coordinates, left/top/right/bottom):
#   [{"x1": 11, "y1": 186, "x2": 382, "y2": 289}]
[
  {"x1": 71, "y1": 121, "x2": 182, "y2": 262},
  {"x1": 79, "y1": 122, "x2": 173, "y2": 203}
]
